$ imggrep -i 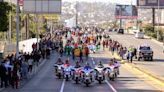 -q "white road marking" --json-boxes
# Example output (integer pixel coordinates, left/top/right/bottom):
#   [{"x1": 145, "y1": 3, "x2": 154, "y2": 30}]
[
  {"x1": 105, "y1": 80, "x2": 117, "y2": 92},
  {"x1": 92, "y1": 58, "x2": 96, "y2": 65},
  {"x1": 60, "y1": 79, "x2": 66, "y2": 92}
]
